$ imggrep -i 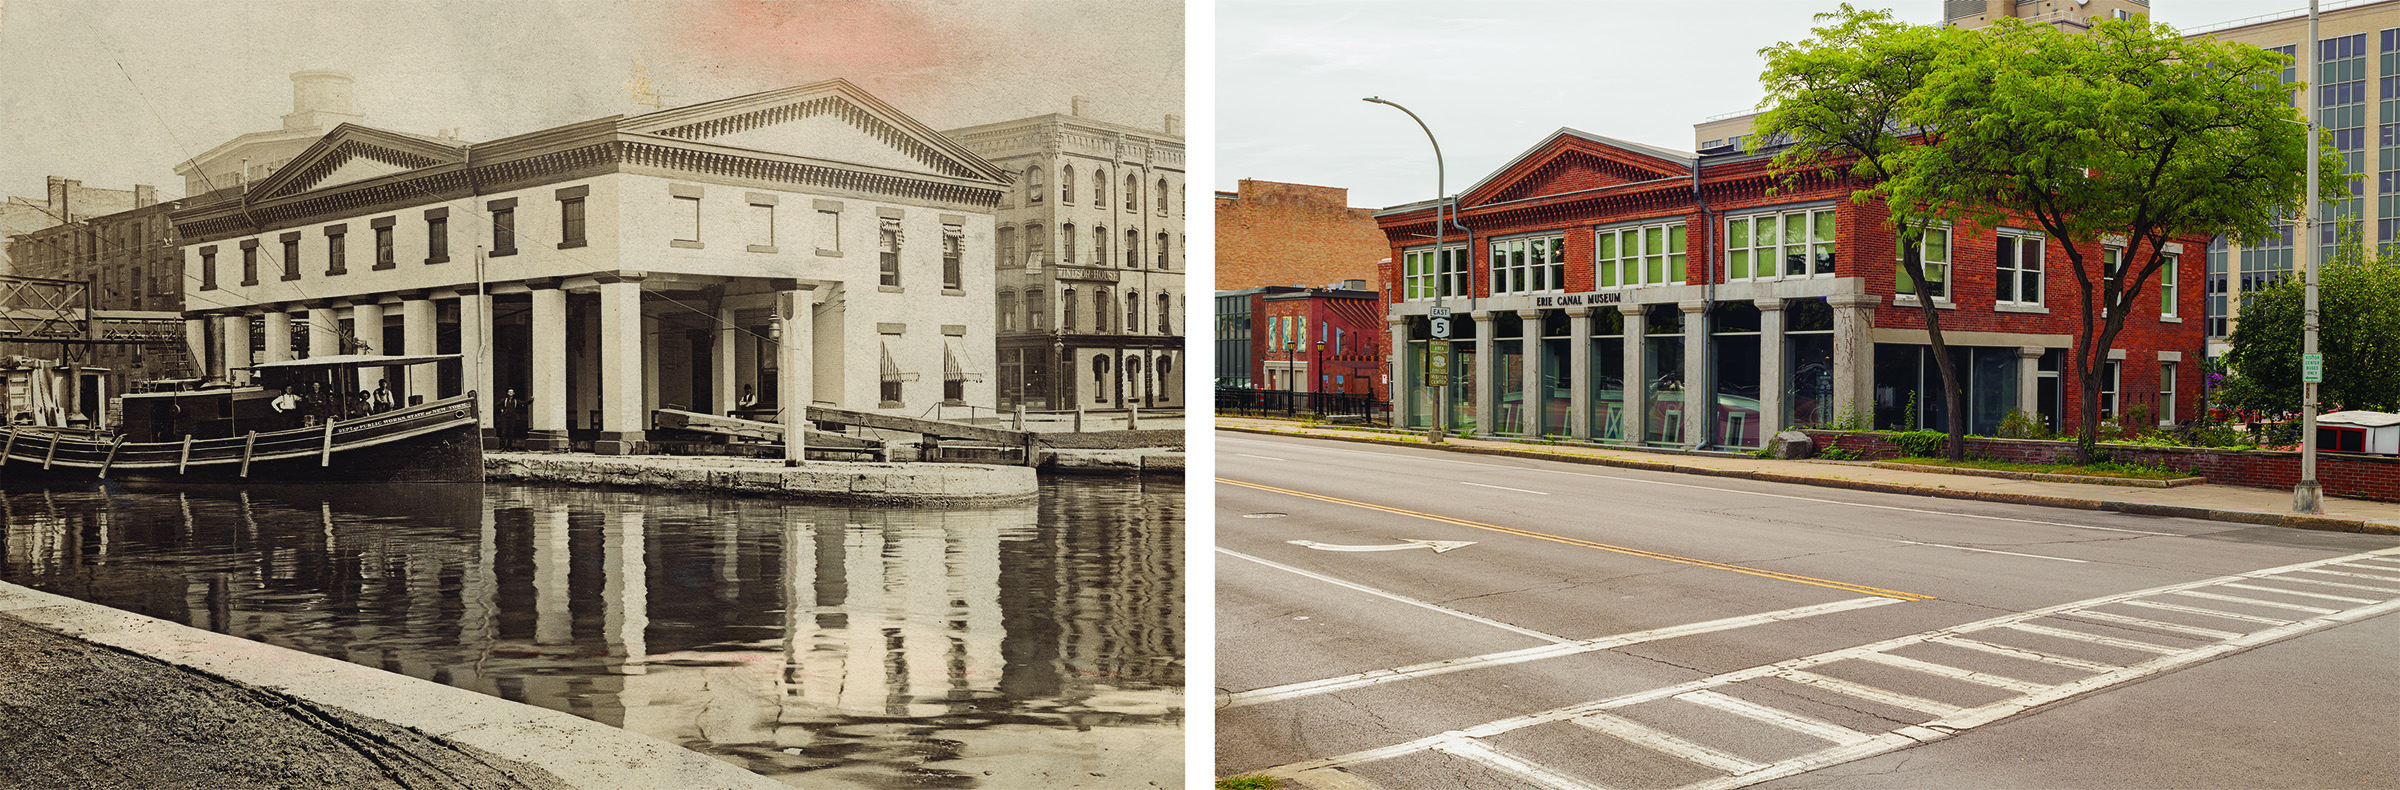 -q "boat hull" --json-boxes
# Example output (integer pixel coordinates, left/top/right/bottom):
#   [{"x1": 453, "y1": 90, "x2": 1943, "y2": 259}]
[{"x1": 0, "y1": 395, "x2": 483, "y2": 485}]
